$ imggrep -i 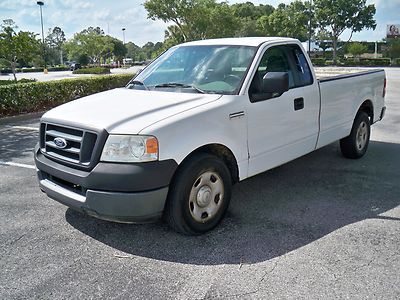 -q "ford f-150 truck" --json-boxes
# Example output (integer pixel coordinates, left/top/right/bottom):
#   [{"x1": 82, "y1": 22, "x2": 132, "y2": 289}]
[{"x1": 34, "y1": 37, "x2": 386, "y2": 235}]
